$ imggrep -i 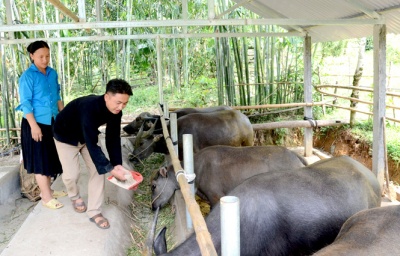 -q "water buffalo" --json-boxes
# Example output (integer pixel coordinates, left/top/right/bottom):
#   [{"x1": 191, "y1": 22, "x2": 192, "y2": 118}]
[
  {"x1": 122, "y1": 105, "x2": 232, "y2": 135},
  {"x1": 122, "y1": 111, "x2": 160, "y2": 134},
  {"x1": 153, "y1": 156, "x2": 381, "y2": 256},
  {"x1": 172, "y1": 105, "x2": 232, "y2": 119},
  {"x1": 313, "y1": 205, "x2": 400, "y2": 256},
  {"x1": 151, "y1": 145, "x2": 308, "y2": 210},
  {"x1": 130, "y1": 109, "x2": 254, "y2": 162}
]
